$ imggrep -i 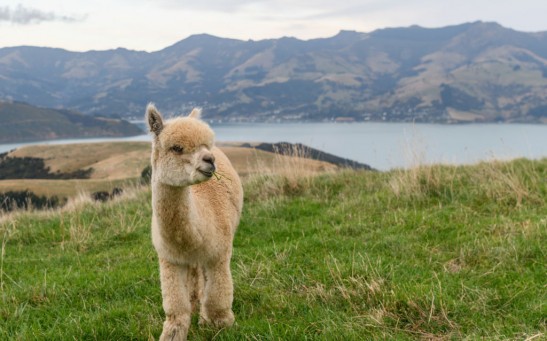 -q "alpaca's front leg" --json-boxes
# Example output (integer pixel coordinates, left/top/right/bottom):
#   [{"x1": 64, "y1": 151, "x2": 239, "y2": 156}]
[
  {"x1": 159, "y1": 259, "x2": 192, "y2": 341},
  {"x1": 199, "y1": 259, "x2": 235, "y2": 328}
]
